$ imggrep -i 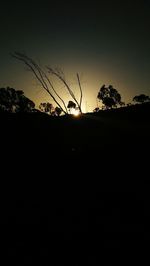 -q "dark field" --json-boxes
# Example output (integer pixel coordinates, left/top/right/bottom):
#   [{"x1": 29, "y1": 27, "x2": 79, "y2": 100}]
[{"x1": 0, "y1": 103, "x2": 150, "y2": 265}]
